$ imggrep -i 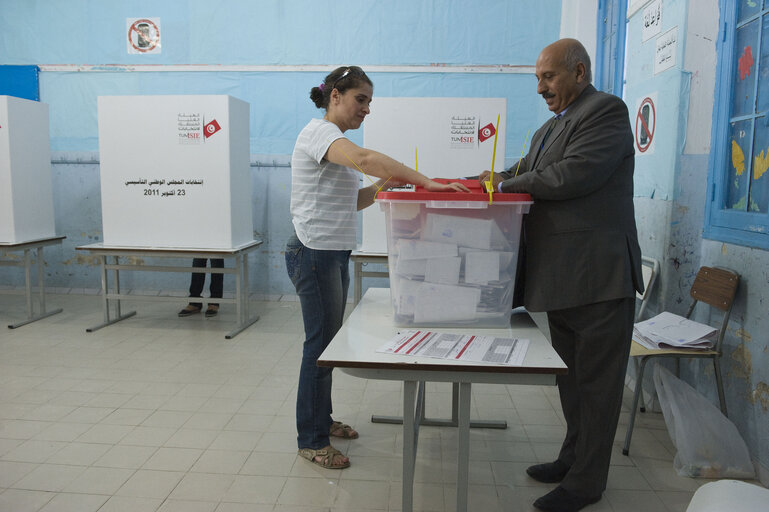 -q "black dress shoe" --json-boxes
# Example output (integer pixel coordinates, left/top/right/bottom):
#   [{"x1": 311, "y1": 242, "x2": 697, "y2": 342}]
[
  {"x1": 533, "y1": 486, "x2": 601, "y2": 512},
  {"x1": 526, "y1": 460, "x2": 571, "y2": 483}
]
